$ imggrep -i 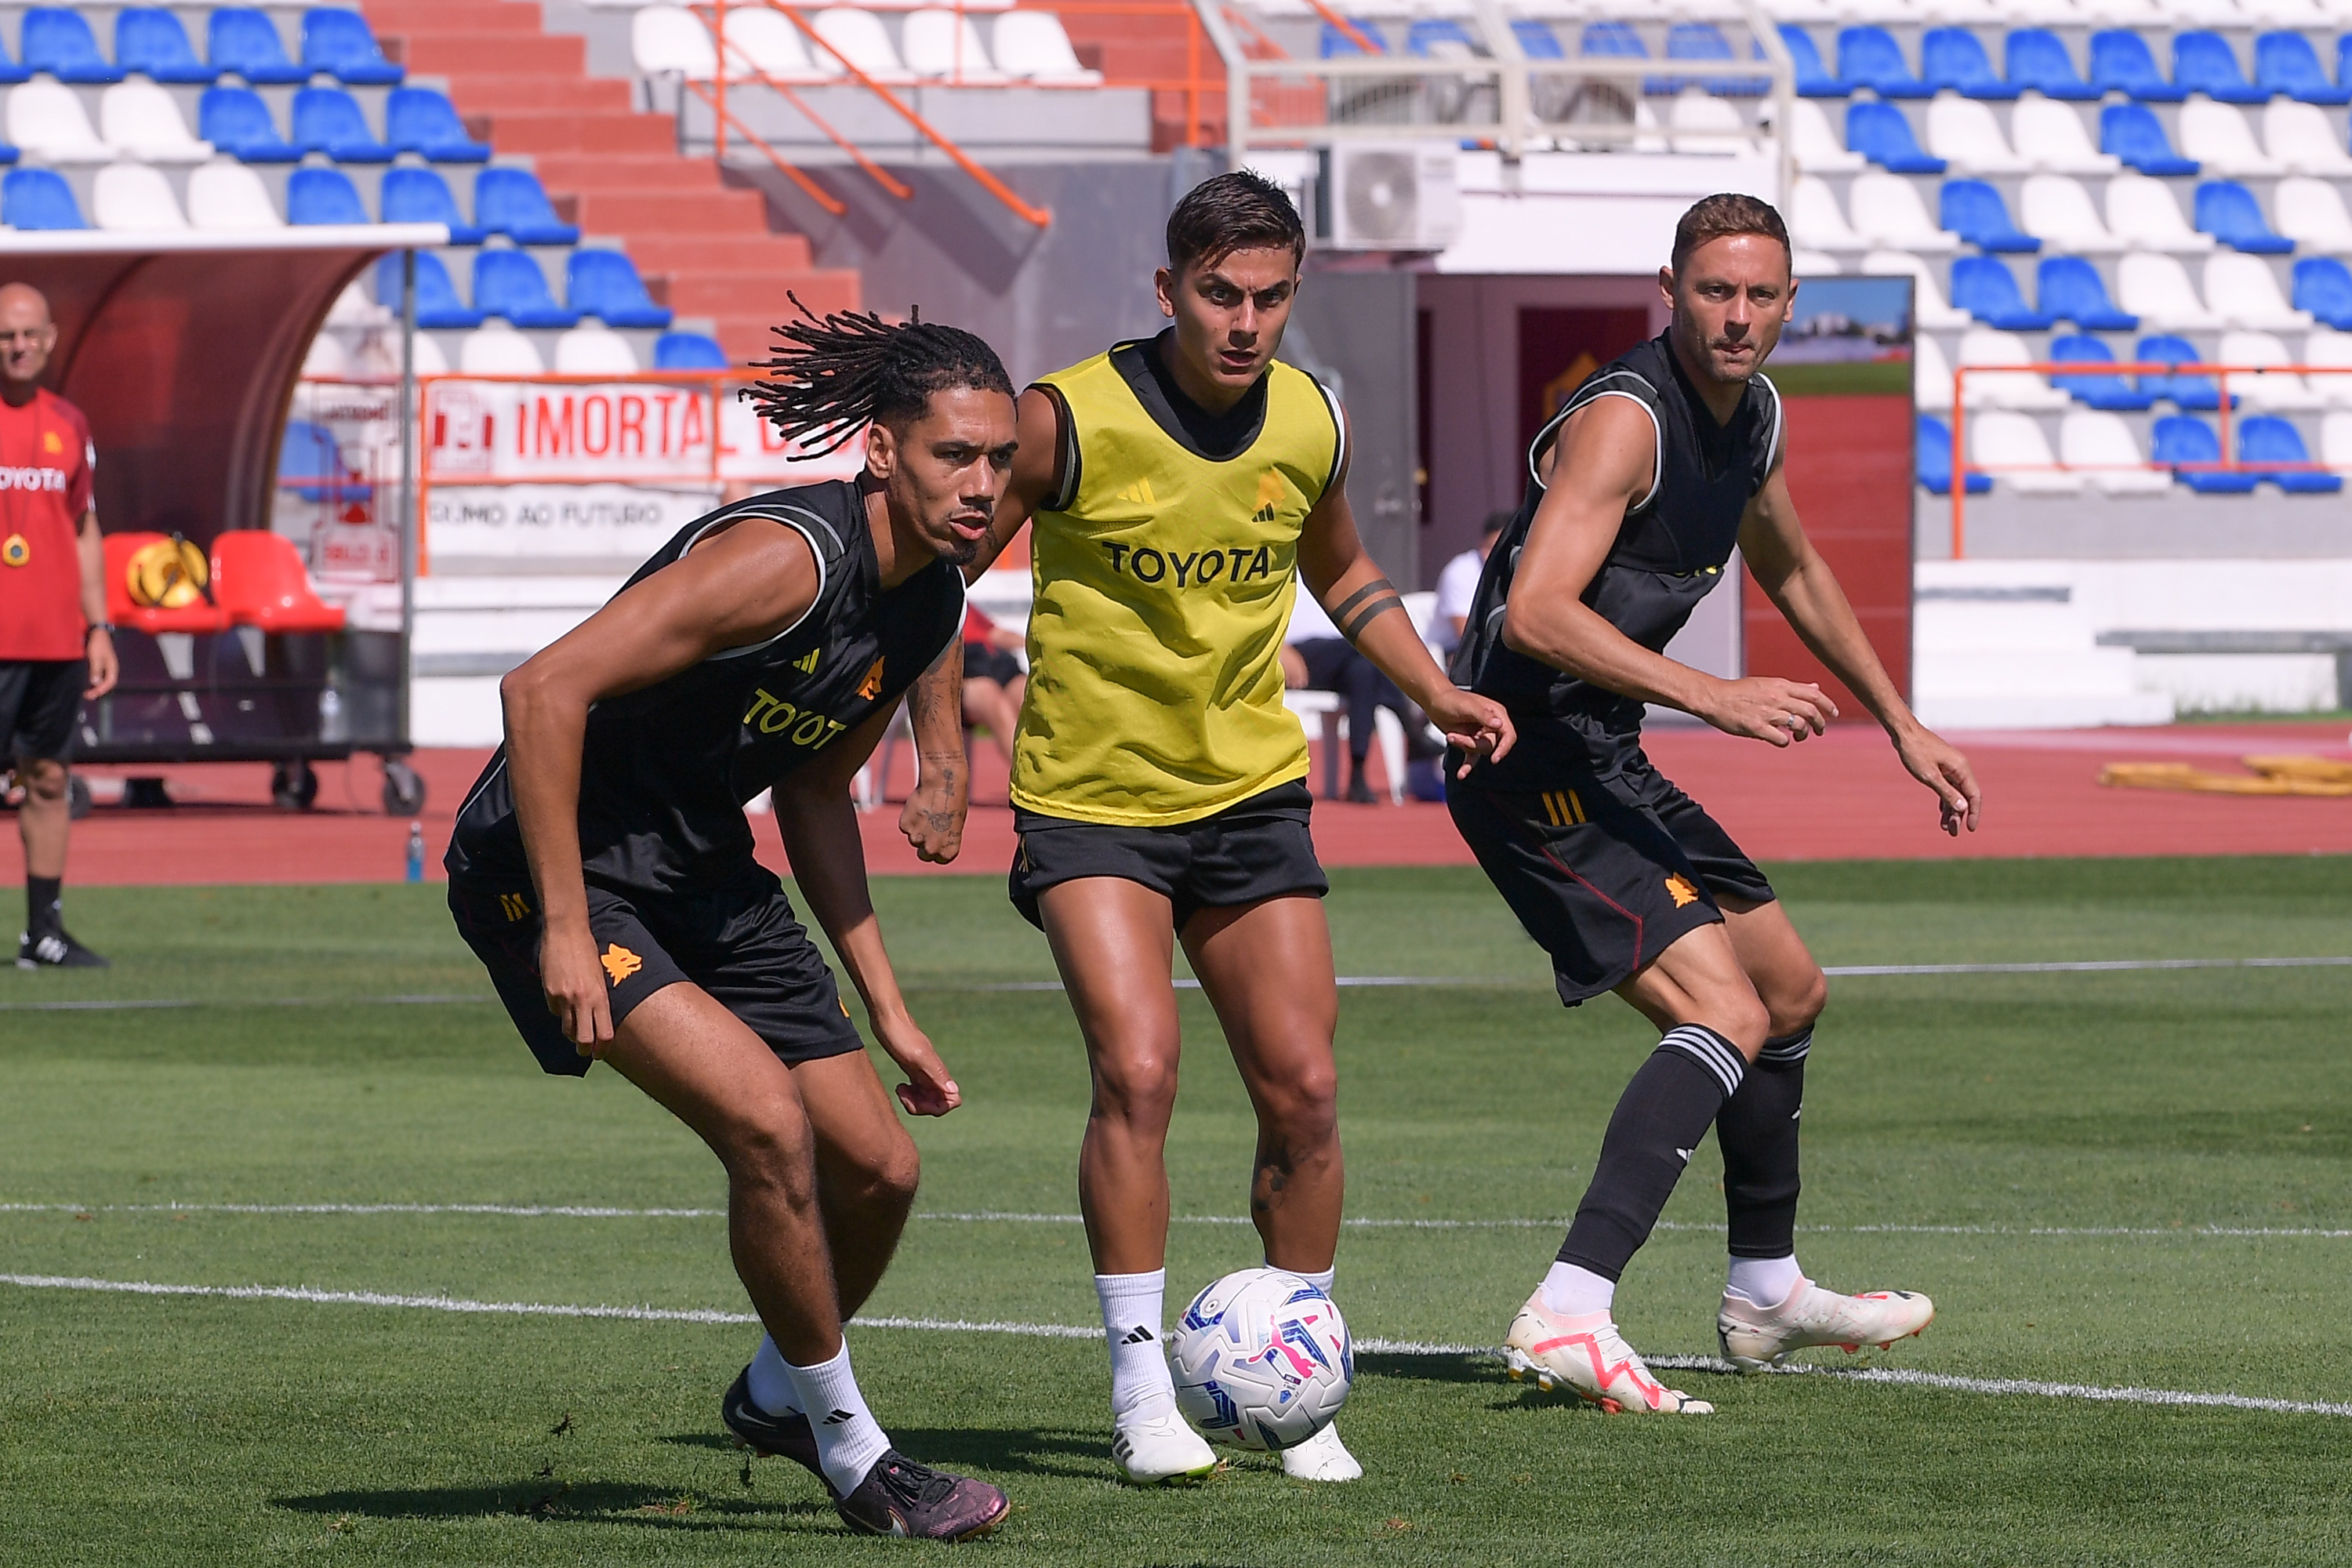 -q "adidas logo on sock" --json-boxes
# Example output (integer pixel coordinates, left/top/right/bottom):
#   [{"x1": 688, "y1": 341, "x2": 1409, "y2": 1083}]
[
  {"x1": 822, "y1": 1408, "x2": 858, "y2": 1426},
  {"x1": 1119, "y1": 1327, "x2": 1156, "y2": 1345}
]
